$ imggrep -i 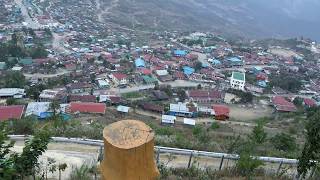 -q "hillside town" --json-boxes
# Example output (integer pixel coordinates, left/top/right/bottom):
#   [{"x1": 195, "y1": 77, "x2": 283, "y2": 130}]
[
  {"x1": 1, "y1": 0, "x2": 320, "y2": 123},
  {"x1": 1, "y1": 0, "x2": 320, "y2": 179}
]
